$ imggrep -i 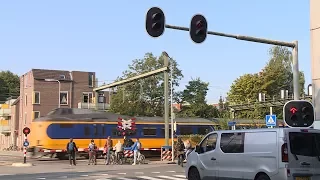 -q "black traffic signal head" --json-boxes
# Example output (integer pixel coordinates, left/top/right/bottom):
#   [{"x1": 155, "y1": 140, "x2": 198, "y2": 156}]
[
  {"x1": 146, "y1": 7, "x2": 165, "y2": 38},
  {"x1": 23, "y1": 127, "x2": 31, "y2": 135},
  {"x1": 283, "y1": 100, "x2": 314, "y2": 128},
  {"x1": 190, "y1": 14, "x2": 207, "y2": 43}
]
